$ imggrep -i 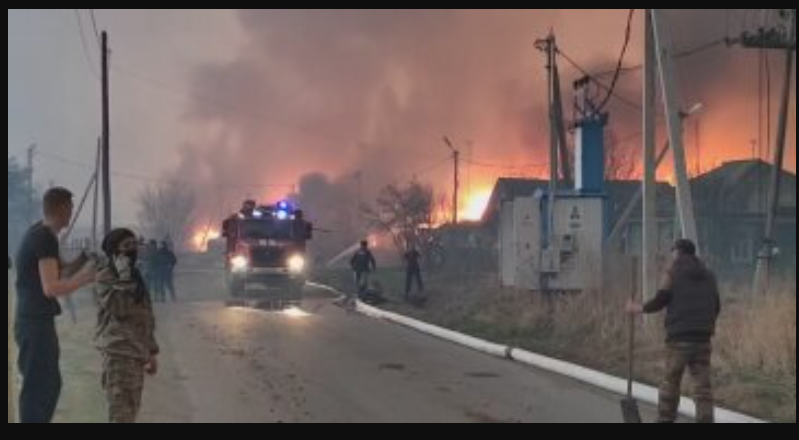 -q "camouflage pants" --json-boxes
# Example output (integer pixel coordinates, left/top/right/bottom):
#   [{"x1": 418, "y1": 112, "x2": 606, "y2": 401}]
[
  {"x1": 102, "y1": 355, "x2": 146, "y2": 424},
  {"x1": 659, "y1": 342, "x2": 715, "y2": 423}
]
